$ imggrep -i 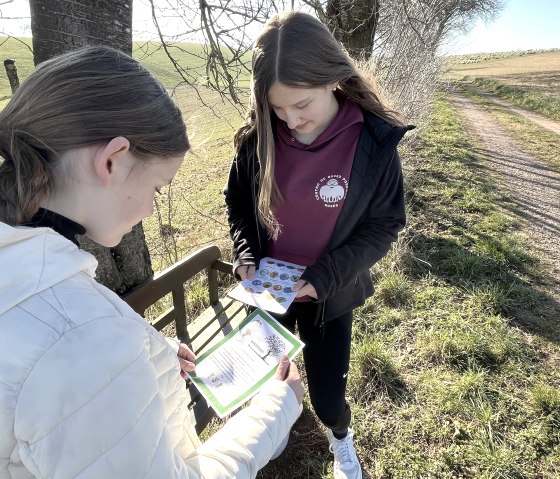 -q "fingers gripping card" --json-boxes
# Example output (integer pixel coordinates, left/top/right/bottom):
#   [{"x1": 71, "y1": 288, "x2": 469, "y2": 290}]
[{"x1": 228, "y1": 257, "x2": 306, "y2": 314}]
